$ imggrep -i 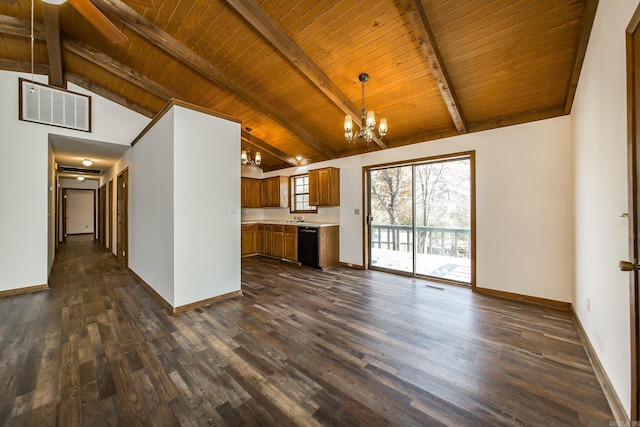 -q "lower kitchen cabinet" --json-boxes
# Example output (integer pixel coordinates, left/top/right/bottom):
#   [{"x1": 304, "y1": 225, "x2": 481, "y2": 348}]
[
  {"x1": 318, "y1": 226, "x2": 339, "y2": 268},
  {"x1": 241, "y1": 224, "x2": 258, "y2": 257},
  {"x1": 251, "y1": 224, "x2": 298, "y2": 262},
  {"x1": 284, "y1": 228, "x2": 298, "y2": 261}
]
